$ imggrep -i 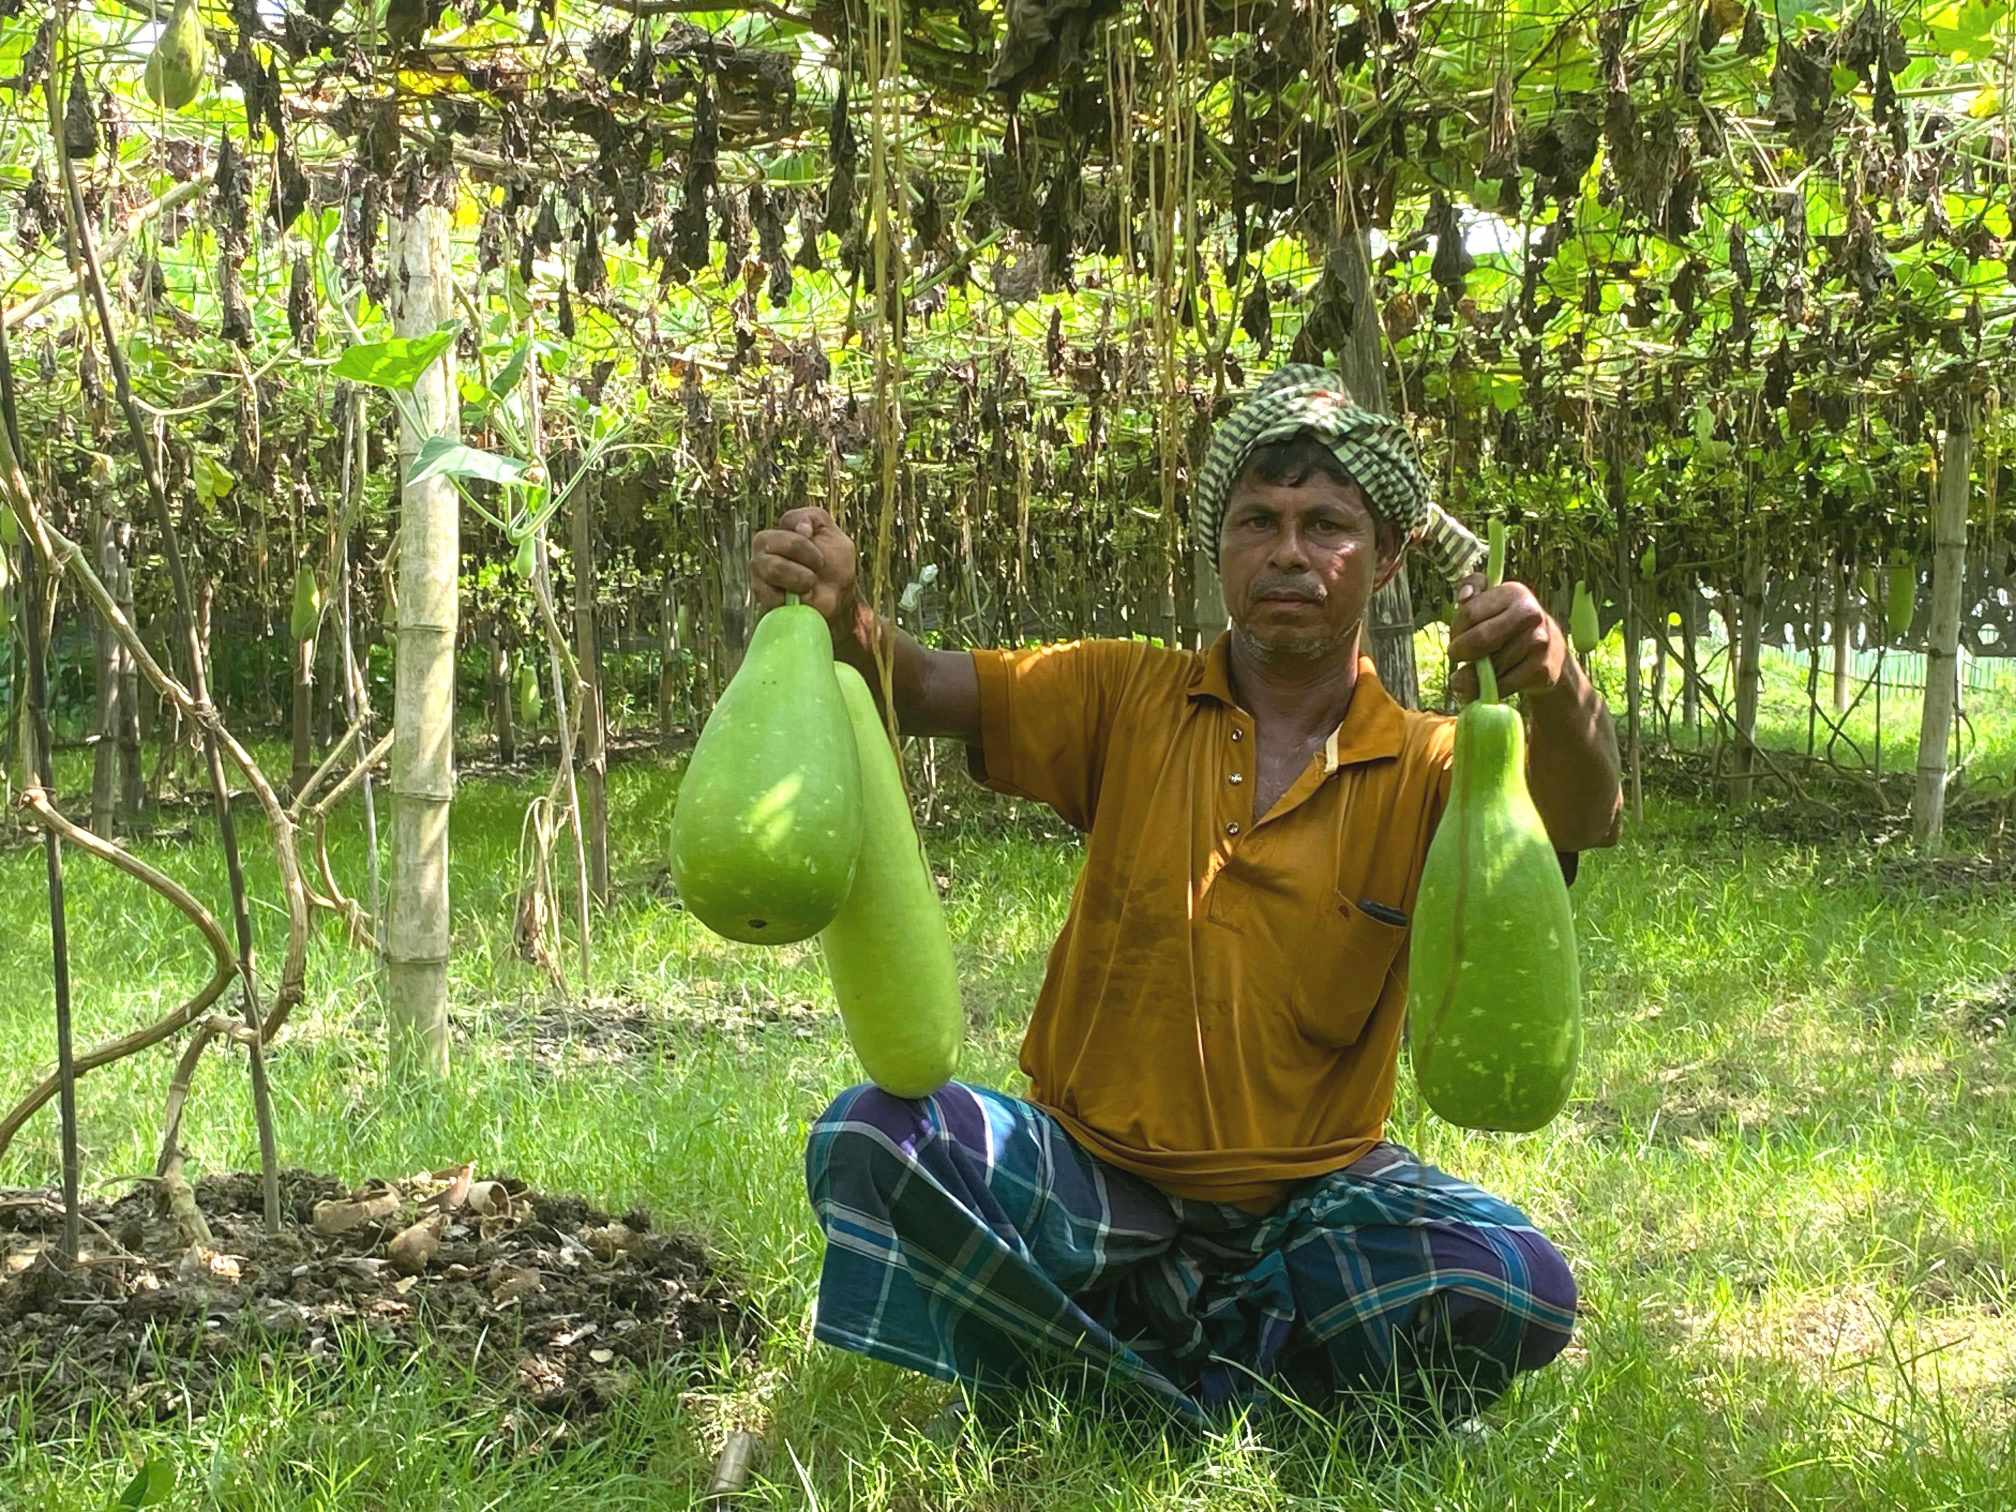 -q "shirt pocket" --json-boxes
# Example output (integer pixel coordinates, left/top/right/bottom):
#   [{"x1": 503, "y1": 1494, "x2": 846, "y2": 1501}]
[{"x1": 1285, "y1": 892, "x2": 1411, "y2": 1050}]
